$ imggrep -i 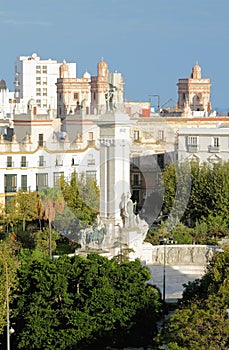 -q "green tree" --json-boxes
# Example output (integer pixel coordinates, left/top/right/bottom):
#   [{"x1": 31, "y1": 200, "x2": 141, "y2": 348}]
[
  {"x1": 39, "y1": 187, "x2": 65, "y2": 257},
  {"x1": 13, "y1": 253, "x2": 161, "y2": 349},
  {"x1": 14, "y1": 190, "x2": 38, "y2": 232},
  {"x1": 162, "y1": 161, "x2": 229, "y2": 228},
  {"x1": 0, "y1": 238, "x2": 20, "y2": 336},
  {"x1": 61, "y1": 171, "x2": 98, "y2": 226},
  {"x1": 160, "y1": 248, "x2": 229, "y2": 349}
]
